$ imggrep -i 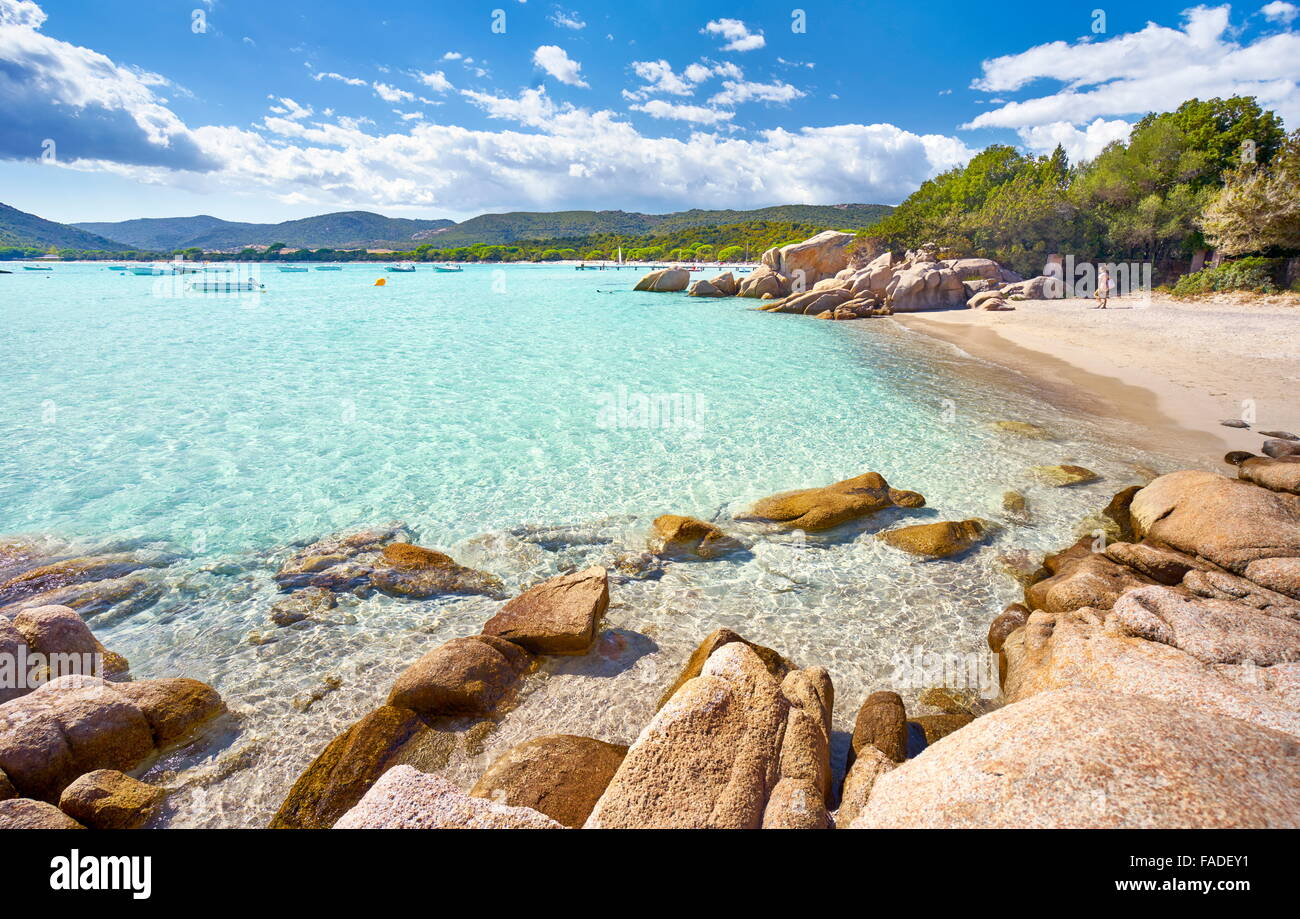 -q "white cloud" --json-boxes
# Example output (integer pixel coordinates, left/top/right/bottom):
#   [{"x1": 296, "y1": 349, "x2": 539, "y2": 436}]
[
  {"x1": 549, "y1": 7, "x2": 586, "y2": 29},
  {"x1": 625, "y1": 59, "x2": 743, "y2": 100},
  {"x1": 442, "y1": 51, "x2": 463, "y2": 60},
  {"x1": 702, "y1": 18, "x2": 765, "y2": 52},
  {"x1": 313, "y1": 71, "x2": 367, "y2": 87},
  {"x1": 533, "y1": 44, "x2": 588, "y2": 87},
  {"x1": 966, "y1": 5, "x2": 1300, "y2": 133},
  {"x1": 268, "y1": 96, "x2": 313, "y2": 120},
  {"x1": 415, "y1": 70, "x2": 453, "y2": 93},
  {"x1": 709, "y1": 79, "x2": 805, "y2": 106},
  {"x1": 372, "y1": 82, "x2": 414, "y2": 104},
  {"x1": 1262, "y1": 1, "x2": 1298, "y2": 23},
  {"x1": 0, "y1": 0, "x2": 44, "y2": 26},
  {"x1": 1018, "y1": 117, "x2": 1134, "y2": 161},
  {"x1": 629, "y1": 100, "x2": 734, "y2": 124}
]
